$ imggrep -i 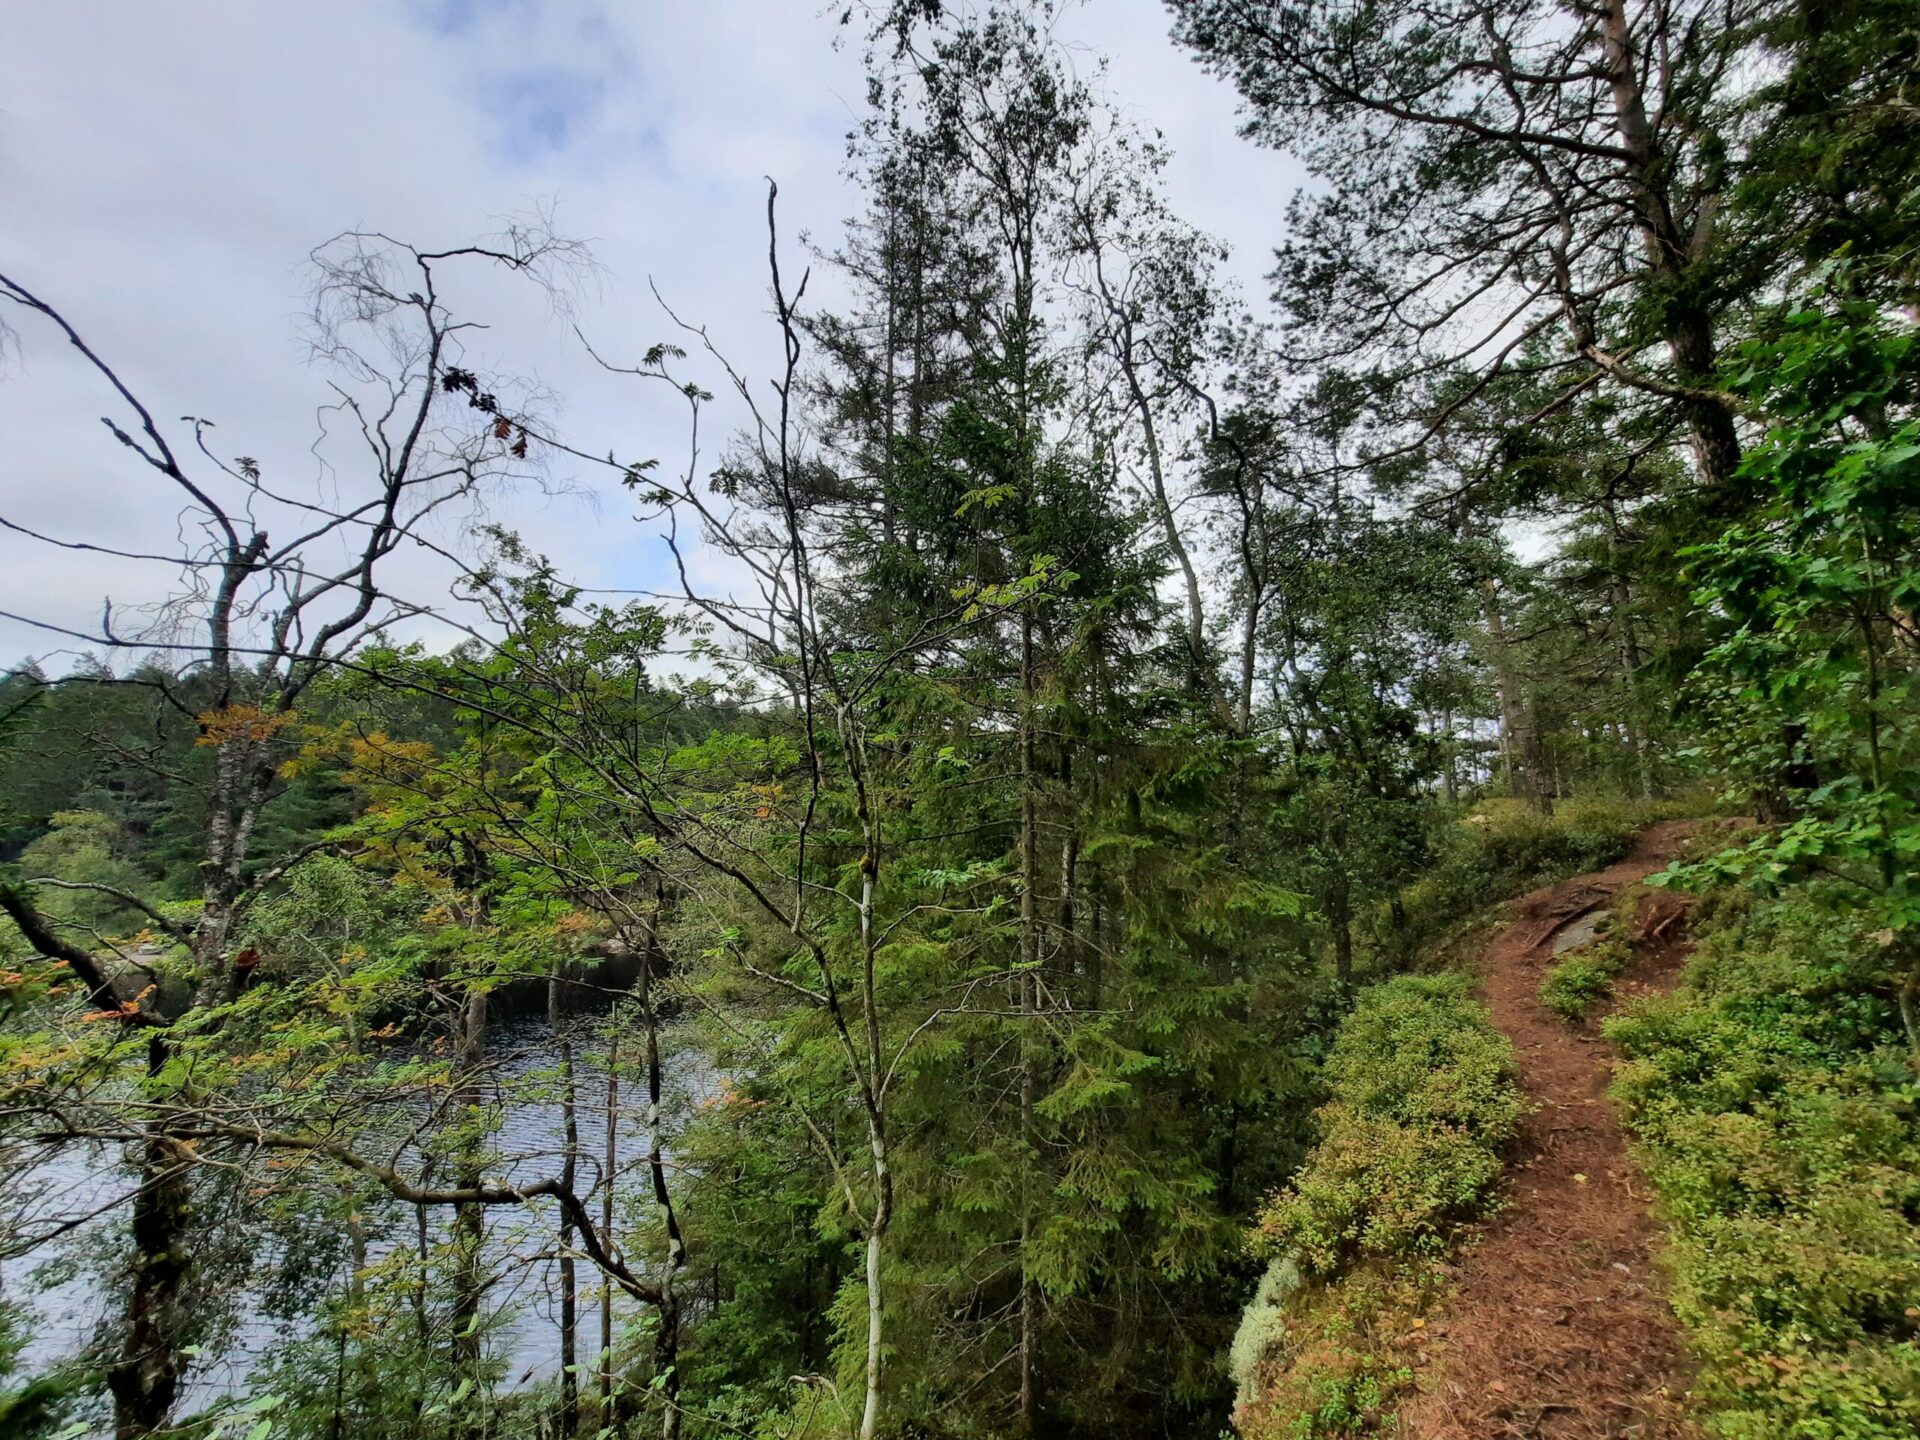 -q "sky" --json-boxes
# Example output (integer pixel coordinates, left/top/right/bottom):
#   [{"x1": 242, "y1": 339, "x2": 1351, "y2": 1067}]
[{"x1": 0, "y1": 0, "x2": 1306, "y2": 674}]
